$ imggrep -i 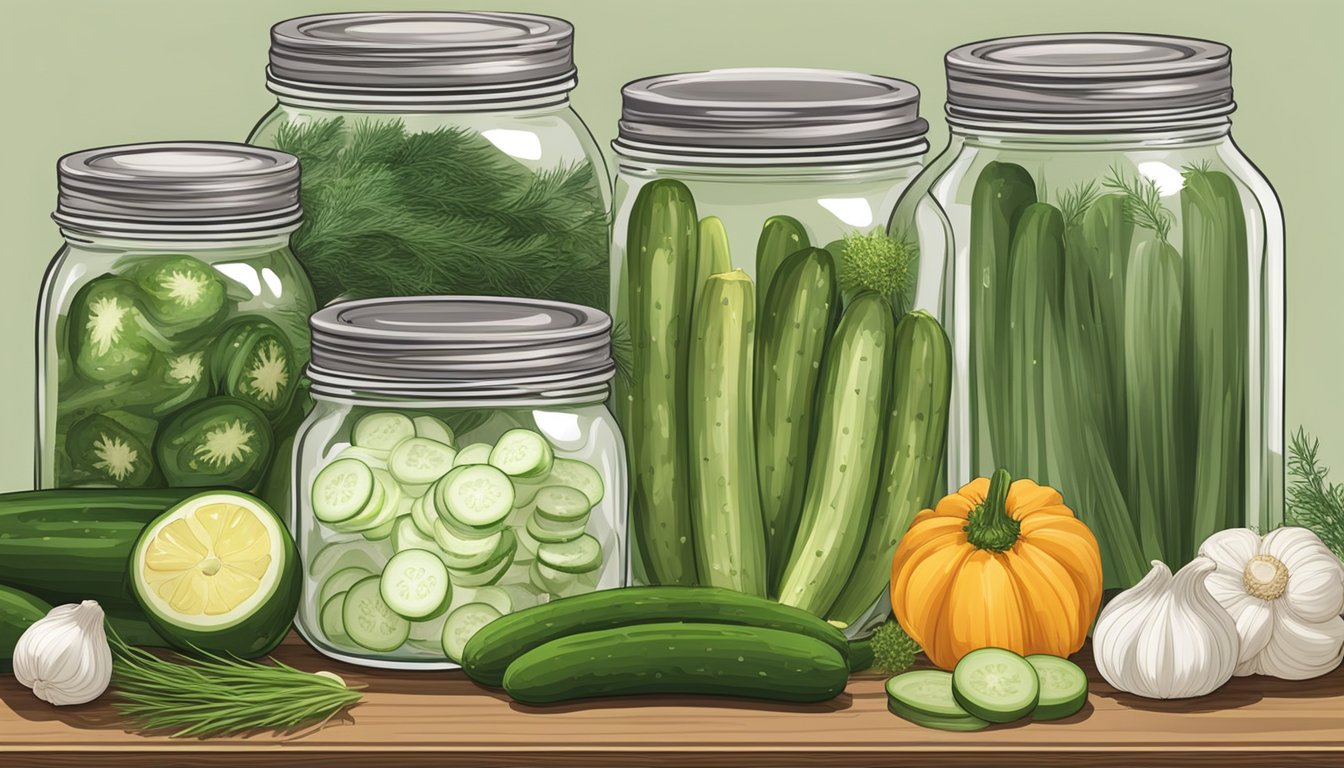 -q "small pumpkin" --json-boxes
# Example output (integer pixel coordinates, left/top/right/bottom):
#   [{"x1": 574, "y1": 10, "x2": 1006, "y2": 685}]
[{"x1": 890, "y1": 468, "x2": 1103, "y2": 670}]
